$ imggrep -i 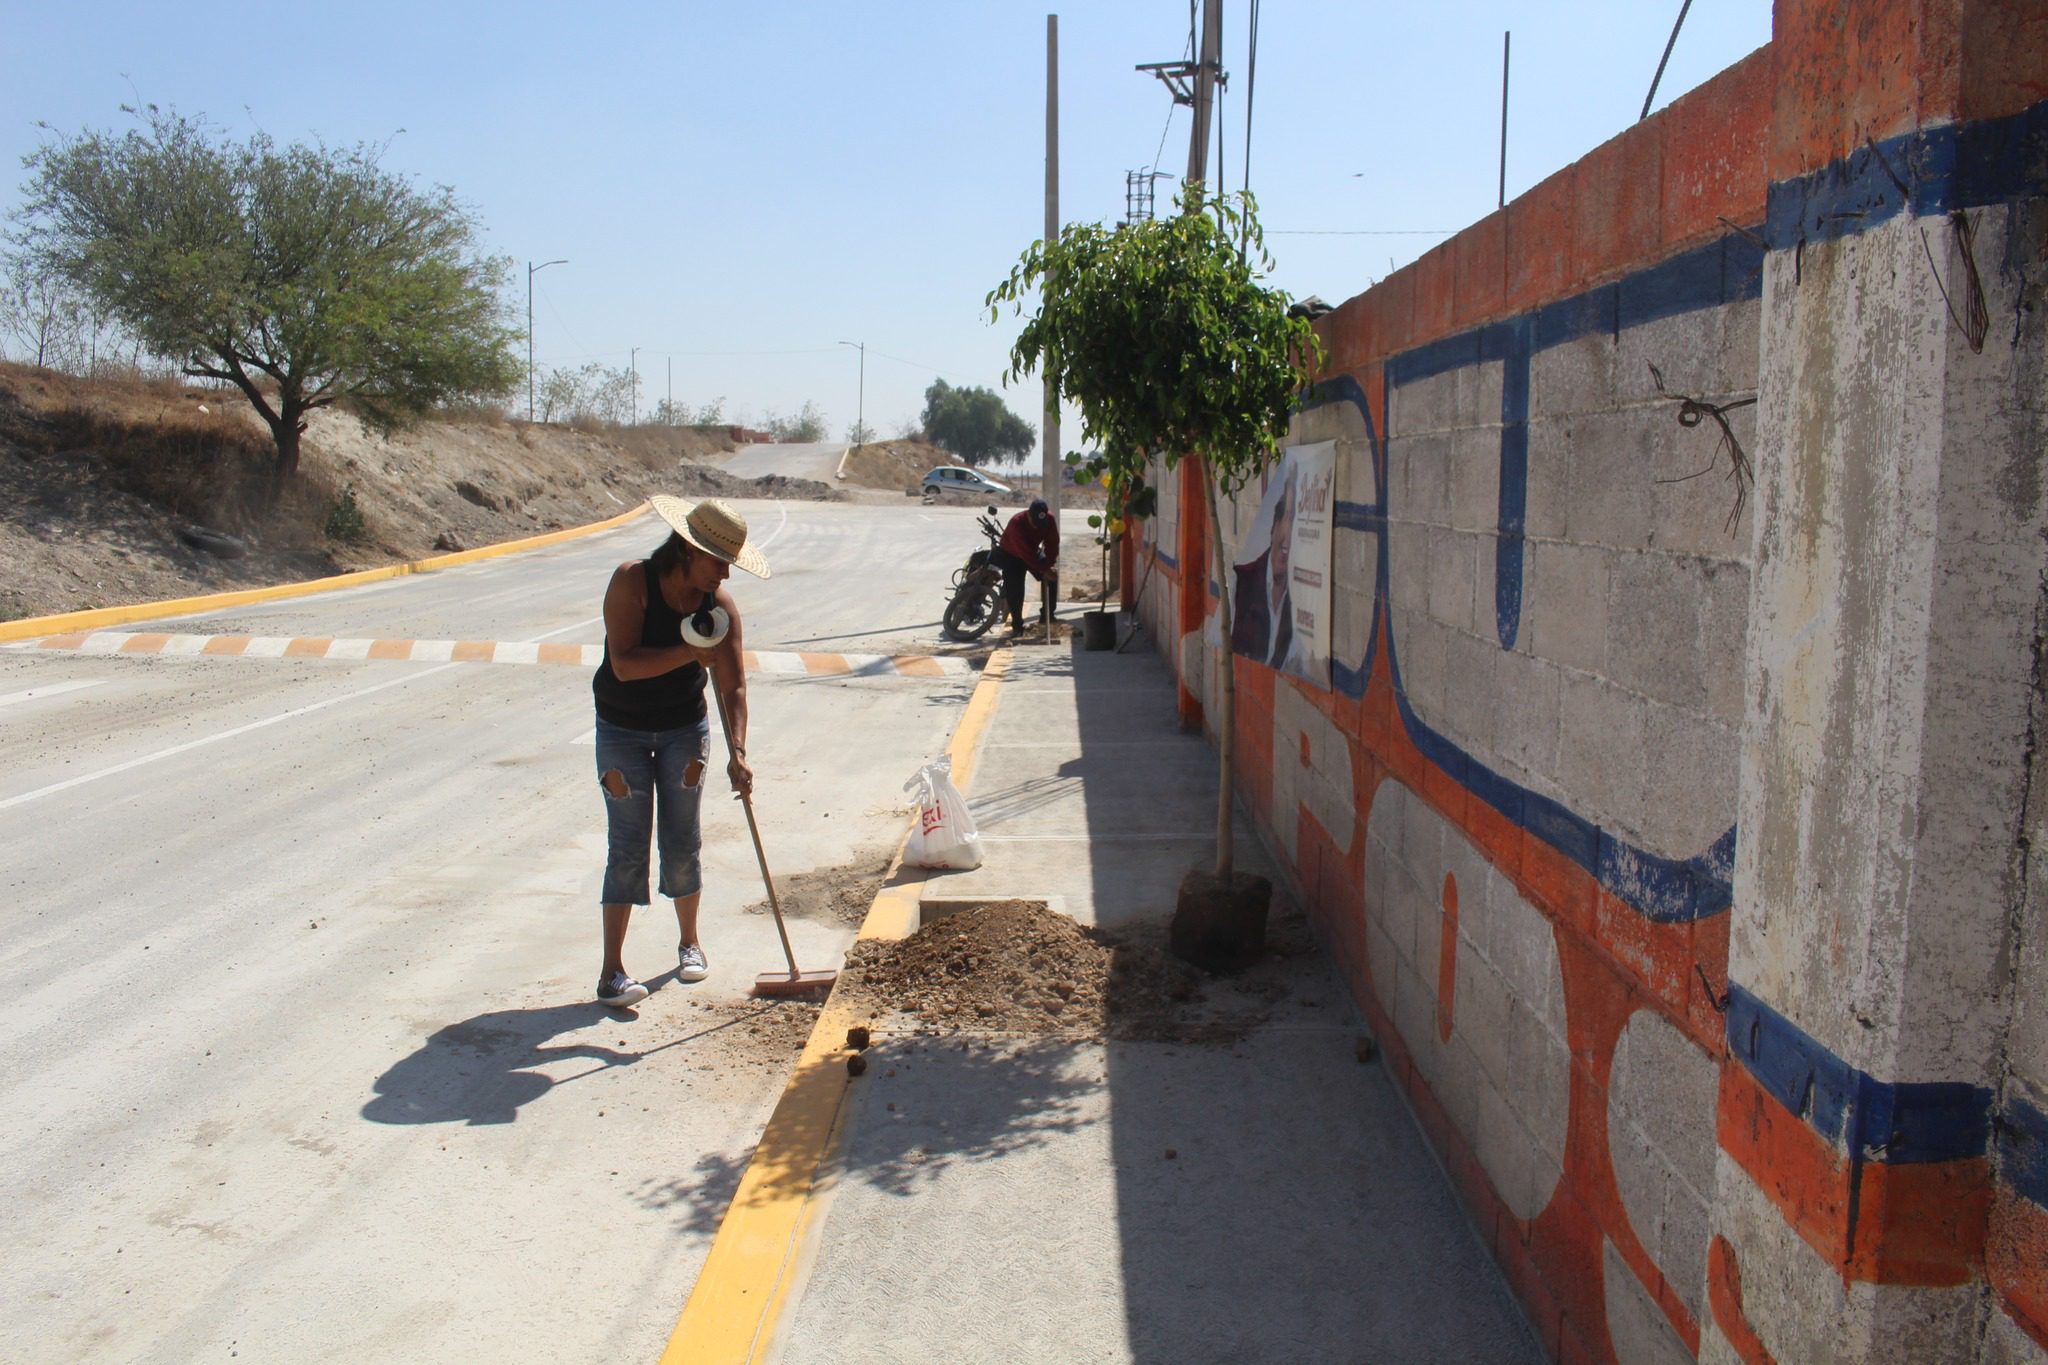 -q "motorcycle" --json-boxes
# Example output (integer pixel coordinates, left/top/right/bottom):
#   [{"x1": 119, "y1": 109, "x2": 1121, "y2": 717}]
[{"x1": 941, "y1": 507, "x2": 1008, "y2": 641}]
